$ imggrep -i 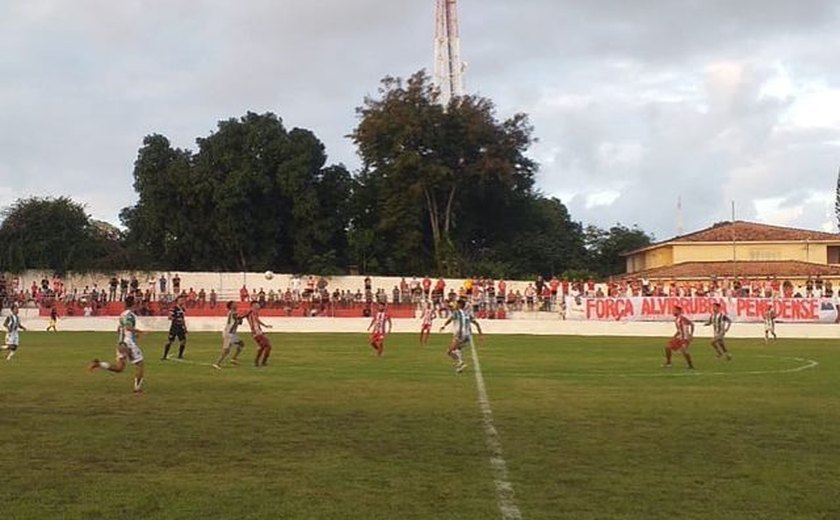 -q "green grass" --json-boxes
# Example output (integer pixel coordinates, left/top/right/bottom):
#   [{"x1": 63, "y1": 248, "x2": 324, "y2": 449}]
[{"x1": 1, "y1": 331, "x2": 838, "y2": 519}]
